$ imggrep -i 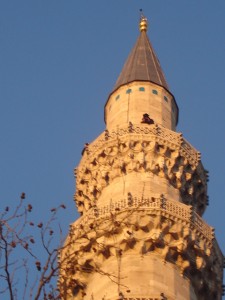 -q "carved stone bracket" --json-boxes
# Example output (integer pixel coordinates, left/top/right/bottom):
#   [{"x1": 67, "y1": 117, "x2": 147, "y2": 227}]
[
  {"x1": 59, "y1": 205, "x2": 223, "y2": 300},
  {"x1": 74, "y1": 124, "x2": 208, "y2": 215},
  {"x1": 73, "y1": 196, "x2": 213, "y2": 243},
  {"x1": 80, "y1": 124, "x2": 201, "y2": 165}
]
